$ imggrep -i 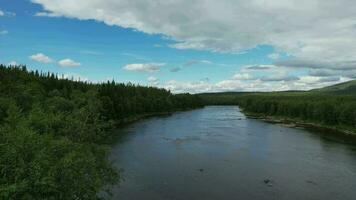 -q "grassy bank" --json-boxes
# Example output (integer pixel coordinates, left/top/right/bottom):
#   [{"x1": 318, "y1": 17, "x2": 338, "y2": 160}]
[{"x1": 244, "y1": 111, "x2": 356, "y2": 137}]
